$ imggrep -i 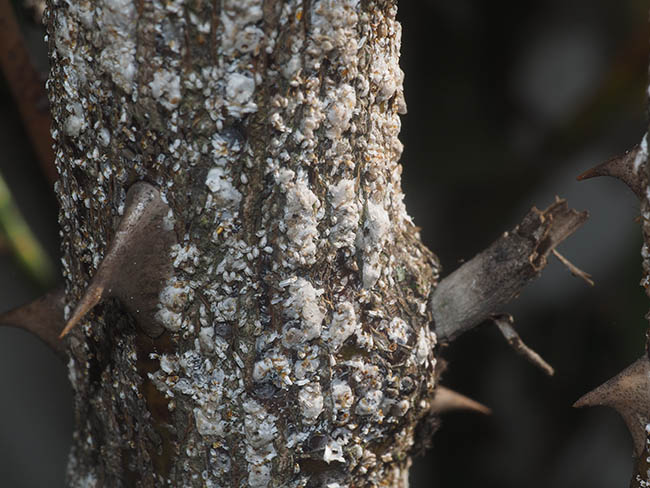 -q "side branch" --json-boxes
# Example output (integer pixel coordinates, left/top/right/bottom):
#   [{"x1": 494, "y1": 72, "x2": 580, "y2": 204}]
[
  {"x1": 431, "y1": 198, "x2": 588, "y2": 342},
  {"x1": 493, "y1": 314, "x2": 554, "y2": 376}
]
